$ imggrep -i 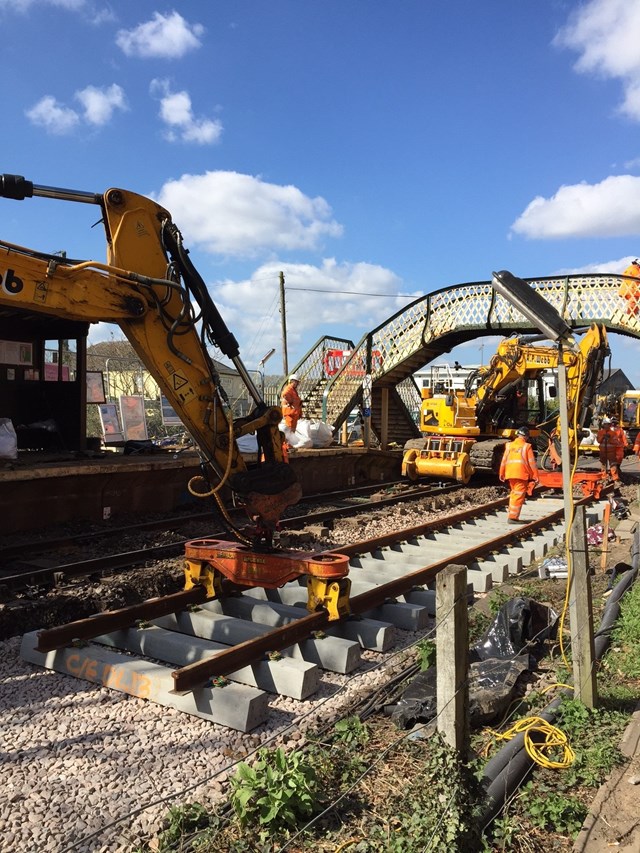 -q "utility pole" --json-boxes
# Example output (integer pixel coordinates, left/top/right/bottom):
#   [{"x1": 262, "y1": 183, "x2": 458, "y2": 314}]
[{"x1": 279, "y1": 271, "x2": 289, "y2": 377}]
